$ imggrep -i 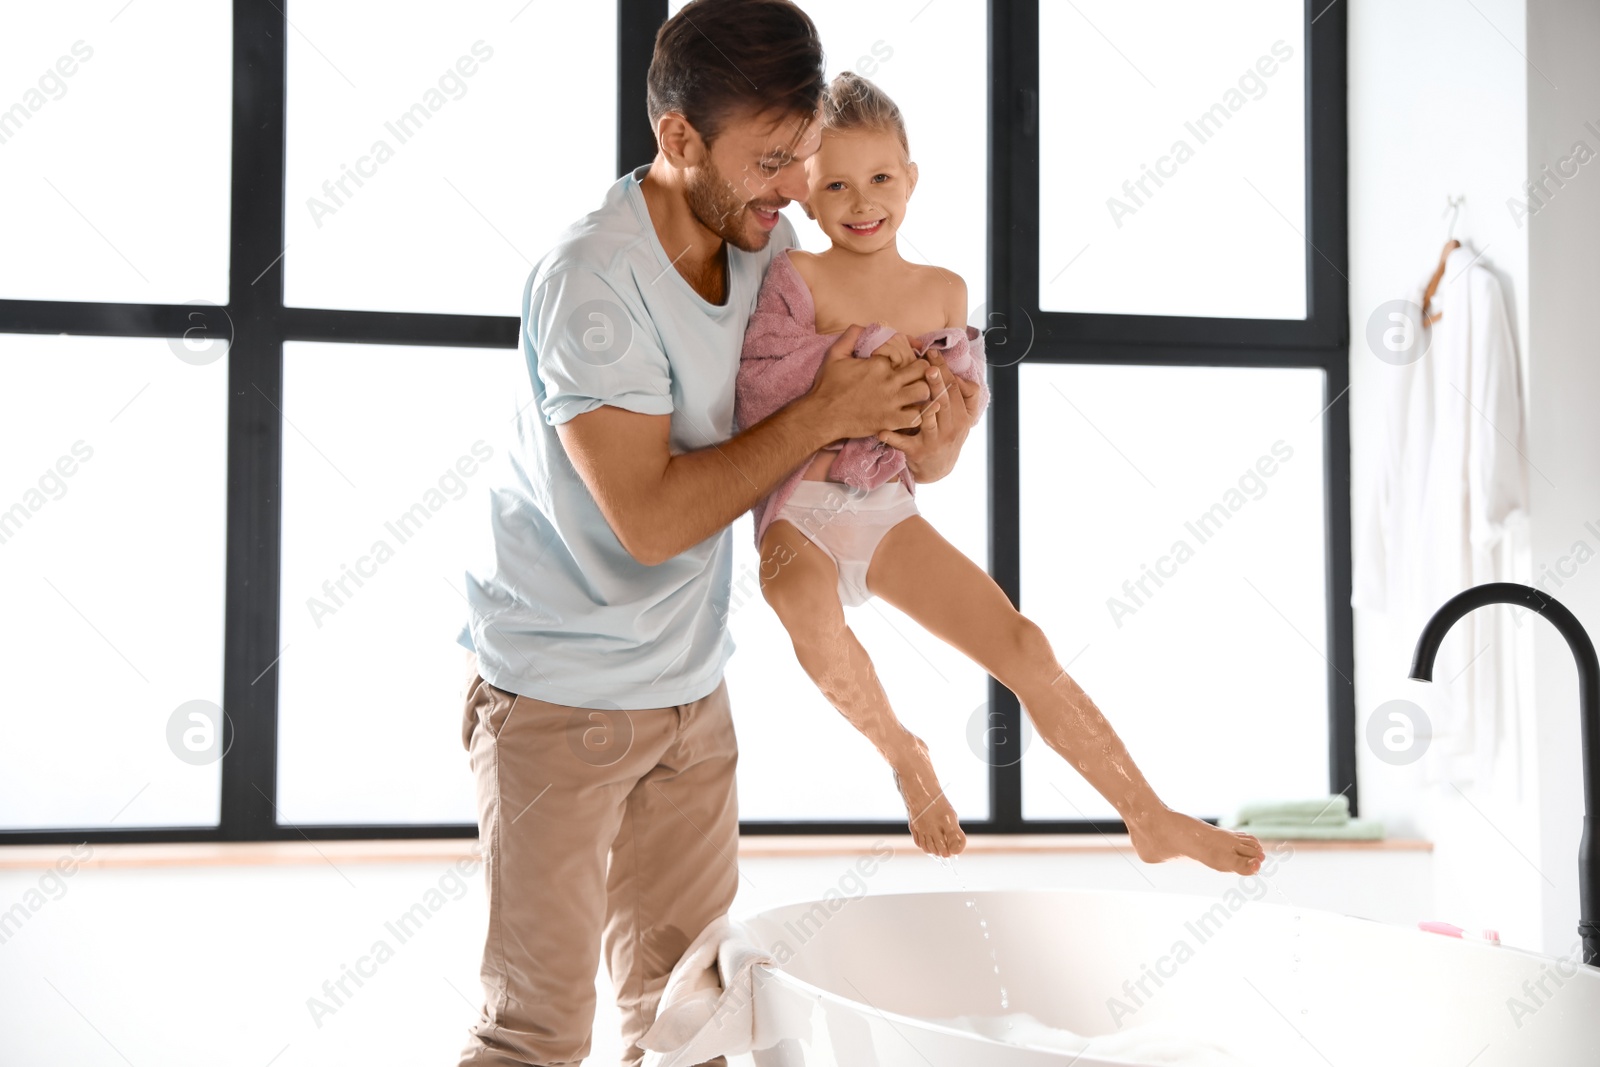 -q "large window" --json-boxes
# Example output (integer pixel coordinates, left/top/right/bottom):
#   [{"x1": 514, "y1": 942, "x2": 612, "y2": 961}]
[{"x1": 0, "y1": 0, "x2": 1350, "y2": 844}]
